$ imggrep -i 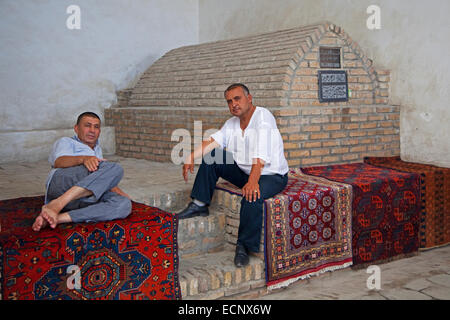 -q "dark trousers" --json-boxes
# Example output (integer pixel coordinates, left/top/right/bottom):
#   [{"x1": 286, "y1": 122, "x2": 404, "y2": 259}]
[{"x1": 191, "y1": 149, "x2": 288, "y2": 252}]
